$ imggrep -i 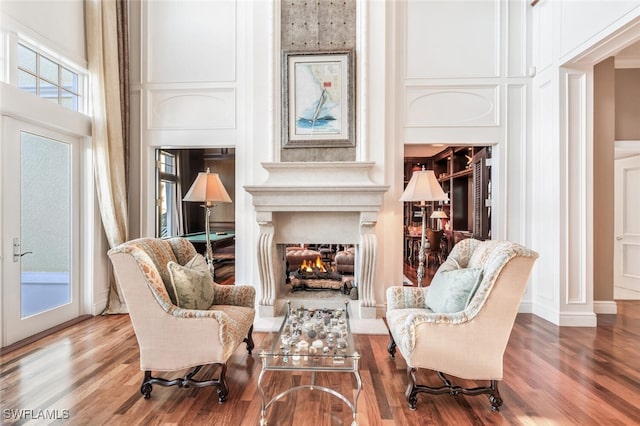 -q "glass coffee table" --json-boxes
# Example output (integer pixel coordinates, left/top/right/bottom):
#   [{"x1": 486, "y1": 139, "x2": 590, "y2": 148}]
[{"x1": 258, "y1": 300, "x2": 361, "y2": 426}]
